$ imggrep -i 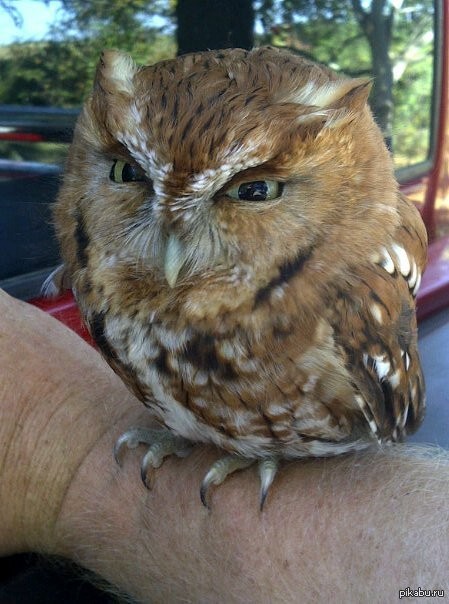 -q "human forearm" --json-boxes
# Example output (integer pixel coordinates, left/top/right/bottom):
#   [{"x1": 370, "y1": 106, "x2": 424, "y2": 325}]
[
  {"x1": 1, "y1": 290, "x2": 448, "y2": 602},
  {"x1": 56, "y1": 437, "x2": 449, "y2": 603},
  {"x1": 0, "y1": 290, "x2": 139, "y2": 555}
]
